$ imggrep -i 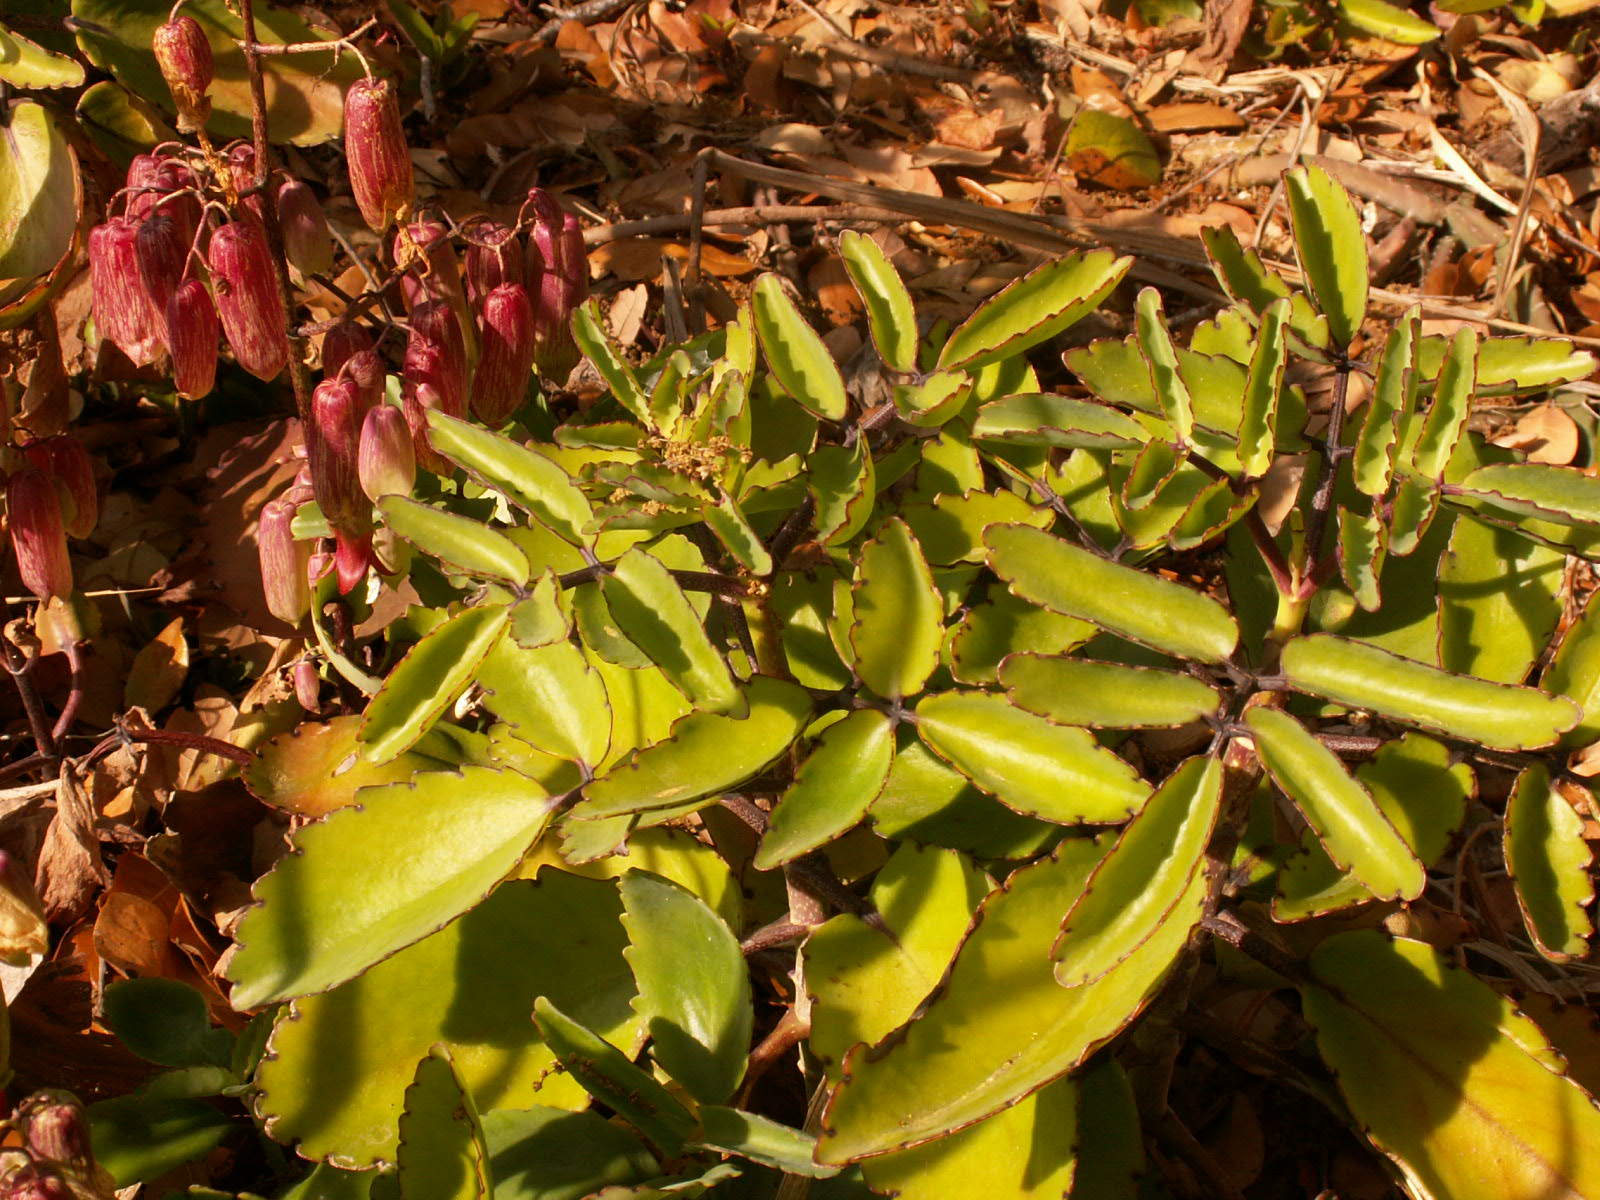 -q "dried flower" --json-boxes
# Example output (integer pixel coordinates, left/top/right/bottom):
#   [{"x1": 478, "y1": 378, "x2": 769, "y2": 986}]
[
  {"x1": 277, "y1": 179, "x2": 334, "y2": 278},
  {"x1": 153, "y1": 15, "x2": 214, "y2": 131},
  {"x1": 471, "y1": 283, "x2": 535, "y2": 426},
  {"x1": 88, "y1": 218, "x2": 163, "y2": 366},
  {"x1": 344, "y1": 77, "x2": 414, "y2": 234},
  {"x1": 167, "y1": 279, "x2": 219, "y2": 399},
  {"x1": 21, "y1": 1094, "x2": 91, "y2": 1168},
  {"x1": 358, "y1": 404, "x2": 415, "y2": 501},
  {"x1": 22, "y1": 437, "x2": 96, "y2": 540},
  {"x1": 209, "y1": 221, "x2": 289, "y2": 381},
  {"x1": 258, "y1": 498, "x2": 310, "y2": 625},
  {"x1": 8, "y1": 468, "x2": 73, "y2": 600},
  {"x1": 308, "y1": 376, "x2": 365, "y2": 526}
]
